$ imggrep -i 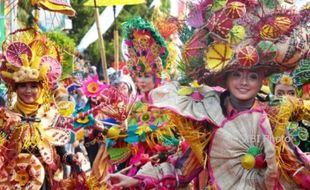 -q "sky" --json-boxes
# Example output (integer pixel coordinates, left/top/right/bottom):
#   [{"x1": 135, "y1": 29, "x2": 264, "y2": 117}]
[{"x1": 295, "y1": 0, "x2": 308, "y2": 9}]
